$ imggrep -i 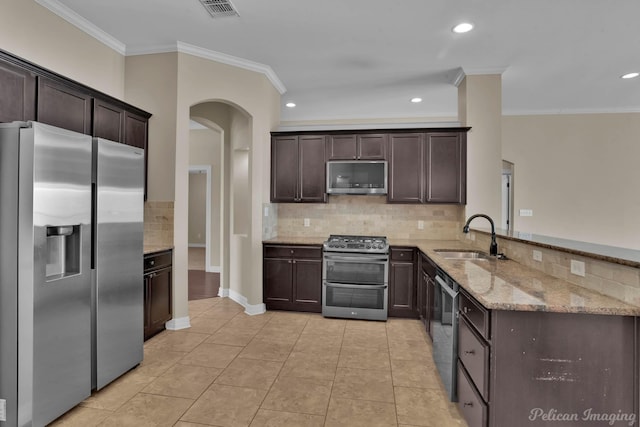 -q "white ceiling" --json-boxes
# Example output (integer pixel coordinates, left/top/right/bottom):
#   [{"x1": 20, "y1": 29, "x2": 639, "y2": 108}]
[{"x1": 41, "y1": 0, "x2": 640, "y2": 122}]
